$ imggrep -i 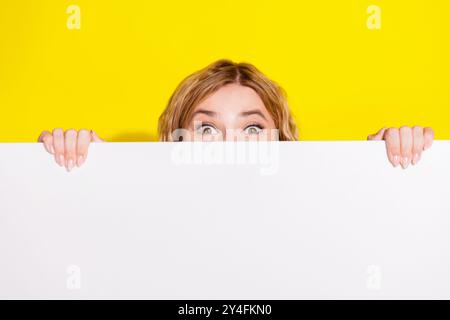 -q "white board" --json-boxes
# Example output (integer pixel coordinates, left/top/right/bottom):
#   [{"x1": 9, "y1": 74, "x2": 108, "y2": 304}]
[{"x1": 0, "y1": 141, "x2": 449, "y2": 299}]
